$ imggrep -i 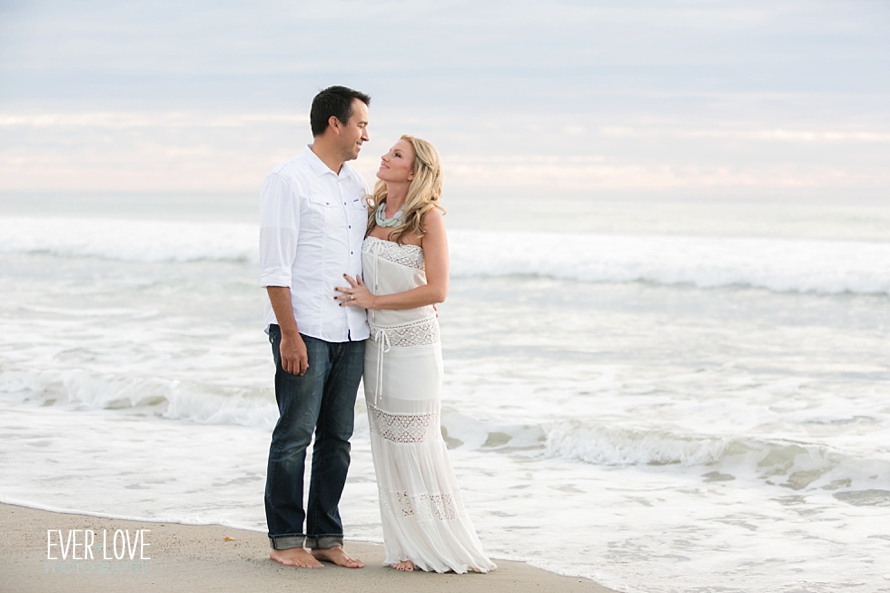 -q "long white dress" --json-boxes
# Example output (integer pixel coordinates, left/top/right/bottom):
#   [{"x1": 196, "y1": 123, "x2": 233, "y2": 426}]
[{"x1": 362, "y1": 236, "x2": 496, "y2": 574}]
